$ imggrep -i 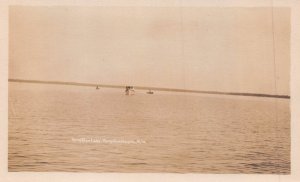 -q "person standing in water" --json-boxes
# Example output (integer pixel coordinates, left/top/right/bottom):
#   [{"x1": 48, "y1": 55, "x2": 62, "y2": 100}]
[
  {"x1": 125, "y1": 86, "x2": 134, "y2": 95},
  {"x1": 125, "y1": 86, "x2": 130, "y2": 95}
]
